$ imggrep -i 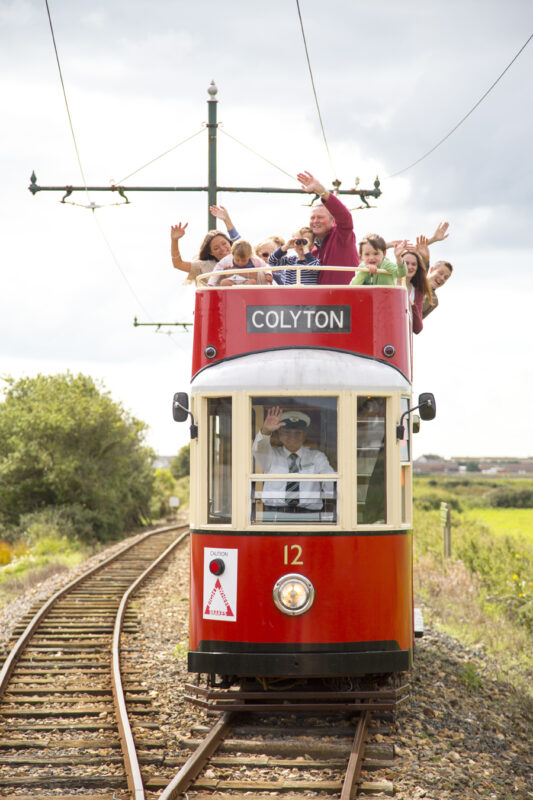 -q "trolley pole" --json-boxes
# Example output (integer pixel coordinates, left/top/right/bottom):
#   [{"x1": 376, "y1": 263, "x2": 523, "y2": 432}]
[
  {"x1": 28, "y1": 82, "x2": 382, "y2": 219},
  {"x1": 207, "y1": 80, "x2": 218, "y2": 230},
  {"x1": 28, "y1": 80, "x2": 384, "y2": 332}
]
